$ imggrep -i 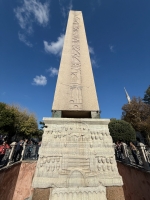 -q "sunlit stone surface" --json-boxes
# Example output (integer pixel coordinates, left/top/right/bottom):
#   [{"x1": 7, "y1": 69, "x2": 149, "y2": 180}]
[
  {"x1": 32, "y1": 11, "x2": 123, "y2": 200},
  {"x1": 52, "y1": 11, "x2": 99, "y2": 111}
]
